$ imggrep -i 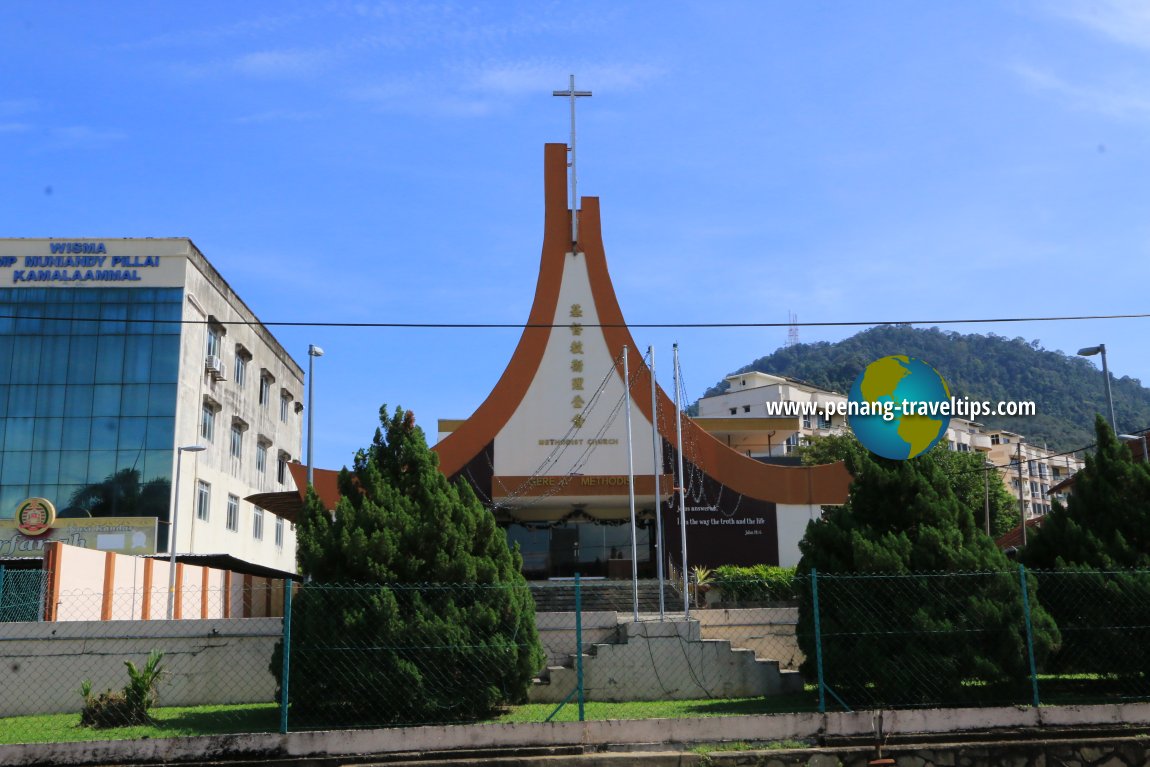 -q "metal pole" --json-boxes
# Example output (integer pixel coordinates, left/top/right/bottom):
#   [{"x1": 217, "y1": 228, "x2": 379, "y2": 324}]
[
  {"x1": 1100, "y1": 345, "x2": 1117, "y2": 435},
  {"x1": 984, "y1": 461, "x2": 991, "y2": 536},
  {"x1": 1017, "y1": 441, "x2": 1026, "y2": 547},
  {"x1": 575, "y1": 572, "x2": 585, "y2": 722},
  {"x1": 168, "y1": 445, "x2": 204, "y2": 620},
  {"x1": 623, "y1": 347, "x2": 639, "y2": 622},
  {"x1": 279, "y1": 579, "x2": 293, "y2": 733},
  {"x1": 167, "y1": 449, "x2": 184, "y2": 620},
  {"x1": 649, "y1": 345, "x2": 665, "y2": 621},
  {"x1": 307, "y1": 345, "x2": 323, "y2": 487},
  {"x1": 811, "y1": 568, "x2": 826, "y2": 714},
  {"x1": 673, "y1": 344, "x2": 689, "y2": 618},
  {"x1": 1018, "y1": 564, "x2": 1041, "y2": 708}
]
